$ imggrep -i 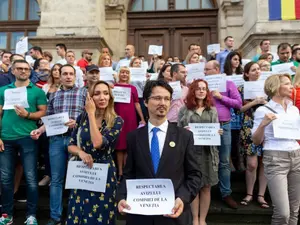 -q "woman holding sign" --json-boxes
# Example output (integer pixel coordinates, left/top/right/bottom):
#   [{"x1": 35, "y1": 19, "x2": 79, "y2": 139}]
[
  {"x1": 239, "y1": 62, "x2": 269, "y2": 208},
  {"x1": 252, "y1": 74, "x2": 300, "y2": 225},
  {"x1": 66, "y1": 80, "x2": 123, "y2": 225},
  {"x1": 178, "y1": 79, "x2": 221, "y2": 225},
  {"x1": 114, "y1": 66, "x2": 146, "y2": 182}
]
